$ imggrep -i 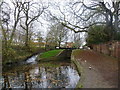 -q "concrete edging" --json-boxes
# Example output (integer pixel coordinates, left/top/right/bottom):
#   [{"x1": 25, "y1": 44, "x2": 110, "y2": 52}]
[{"x1": 56, "y1": 49, "x2": 65, "y2": 57}]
